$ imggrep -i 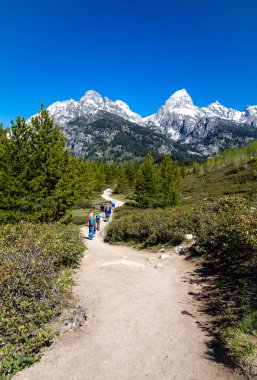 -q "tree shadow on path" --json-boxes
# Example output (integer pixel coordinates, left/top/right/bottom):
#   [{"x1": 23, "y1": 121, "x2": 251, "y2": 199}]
[{"x1": 181, "y1": 260, "x2": 246, "y2": 379}]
